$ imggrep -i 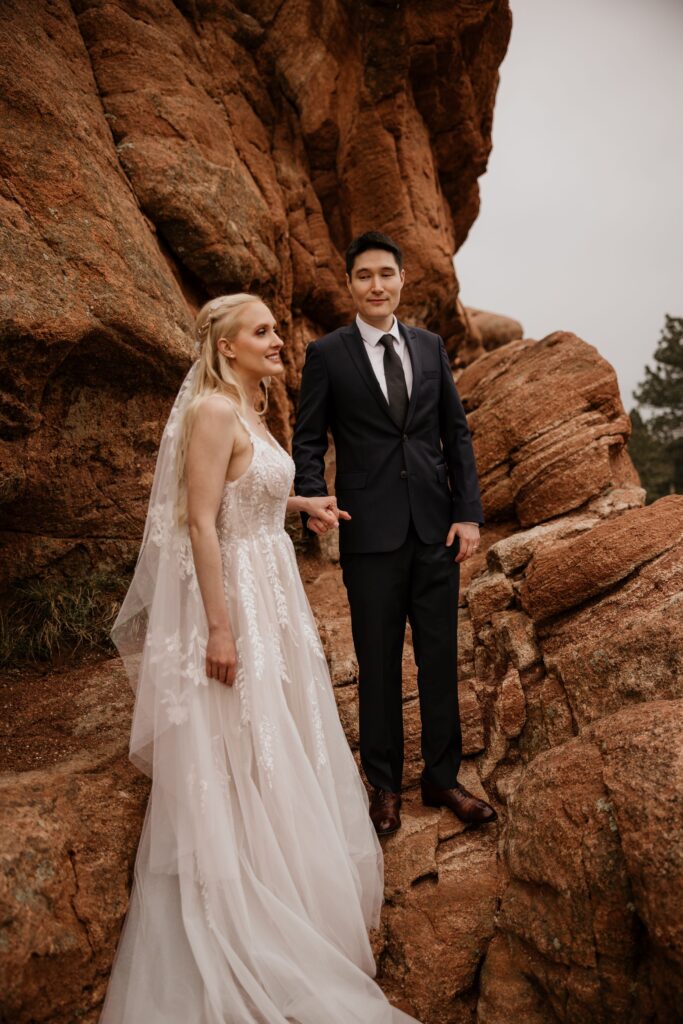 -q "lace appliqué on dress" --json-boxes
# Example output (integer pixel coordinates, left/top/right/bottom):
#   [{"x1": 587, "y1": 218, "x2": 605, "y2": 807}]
[
  {"x1": 147, "y1": 625, "x2": 208, "y2": 726},
  {"x1": 257, "y1": 716, "x2": 277, "y2": 789},
  {"x1": 161, "y1": 689, "x2": 190, "y2": 725}
]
